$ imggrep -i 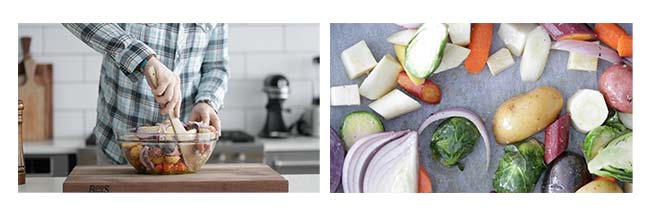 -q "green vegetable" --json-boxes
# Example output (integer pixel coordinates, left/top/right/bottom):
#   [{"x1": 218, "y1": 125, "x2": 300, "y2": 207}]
[
  {"x1": 430, "y1": 117, "x2": 479, "y2": 170},
  {"x1": 404, "y1": 23, "x2": 448, "y2": 78},
  {"x1": 583, "y1": 111, "x2": 630, "y2": 161},
  {"x1": 340, "y1": 111, "x2": 384, "y2": 149},
  {"x1": 493, "y1": 139, "x2": 546, "y2": 193},
  {"x1": 588, "y1": 132, "x2": 632, "y2": 183}
]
